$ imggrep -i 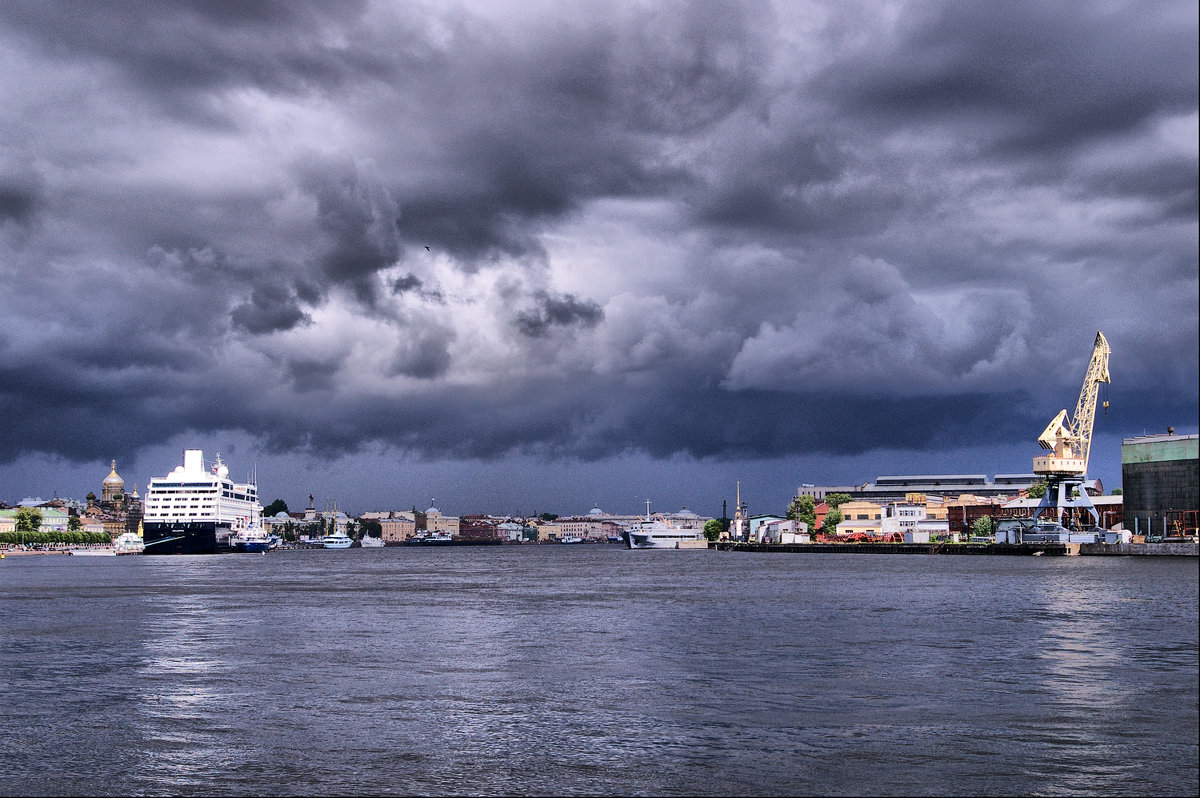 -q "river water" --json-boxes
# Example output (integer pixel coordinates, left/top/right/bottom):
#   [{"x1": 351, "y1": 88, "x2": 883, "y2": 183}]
[{"x1": 1, "y1": 546, "x2": 1196, "y2": 796}]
